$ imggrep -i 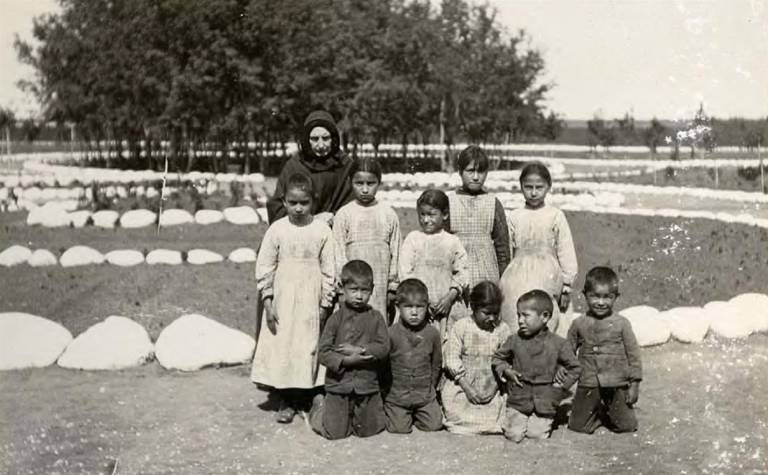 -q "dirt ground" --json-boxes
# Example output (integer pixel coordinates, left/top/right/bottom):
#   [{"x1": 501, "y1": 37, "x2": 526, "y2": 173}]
[{"x1": 1, "y1": 208, "x2": 768, "y2": 473}]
